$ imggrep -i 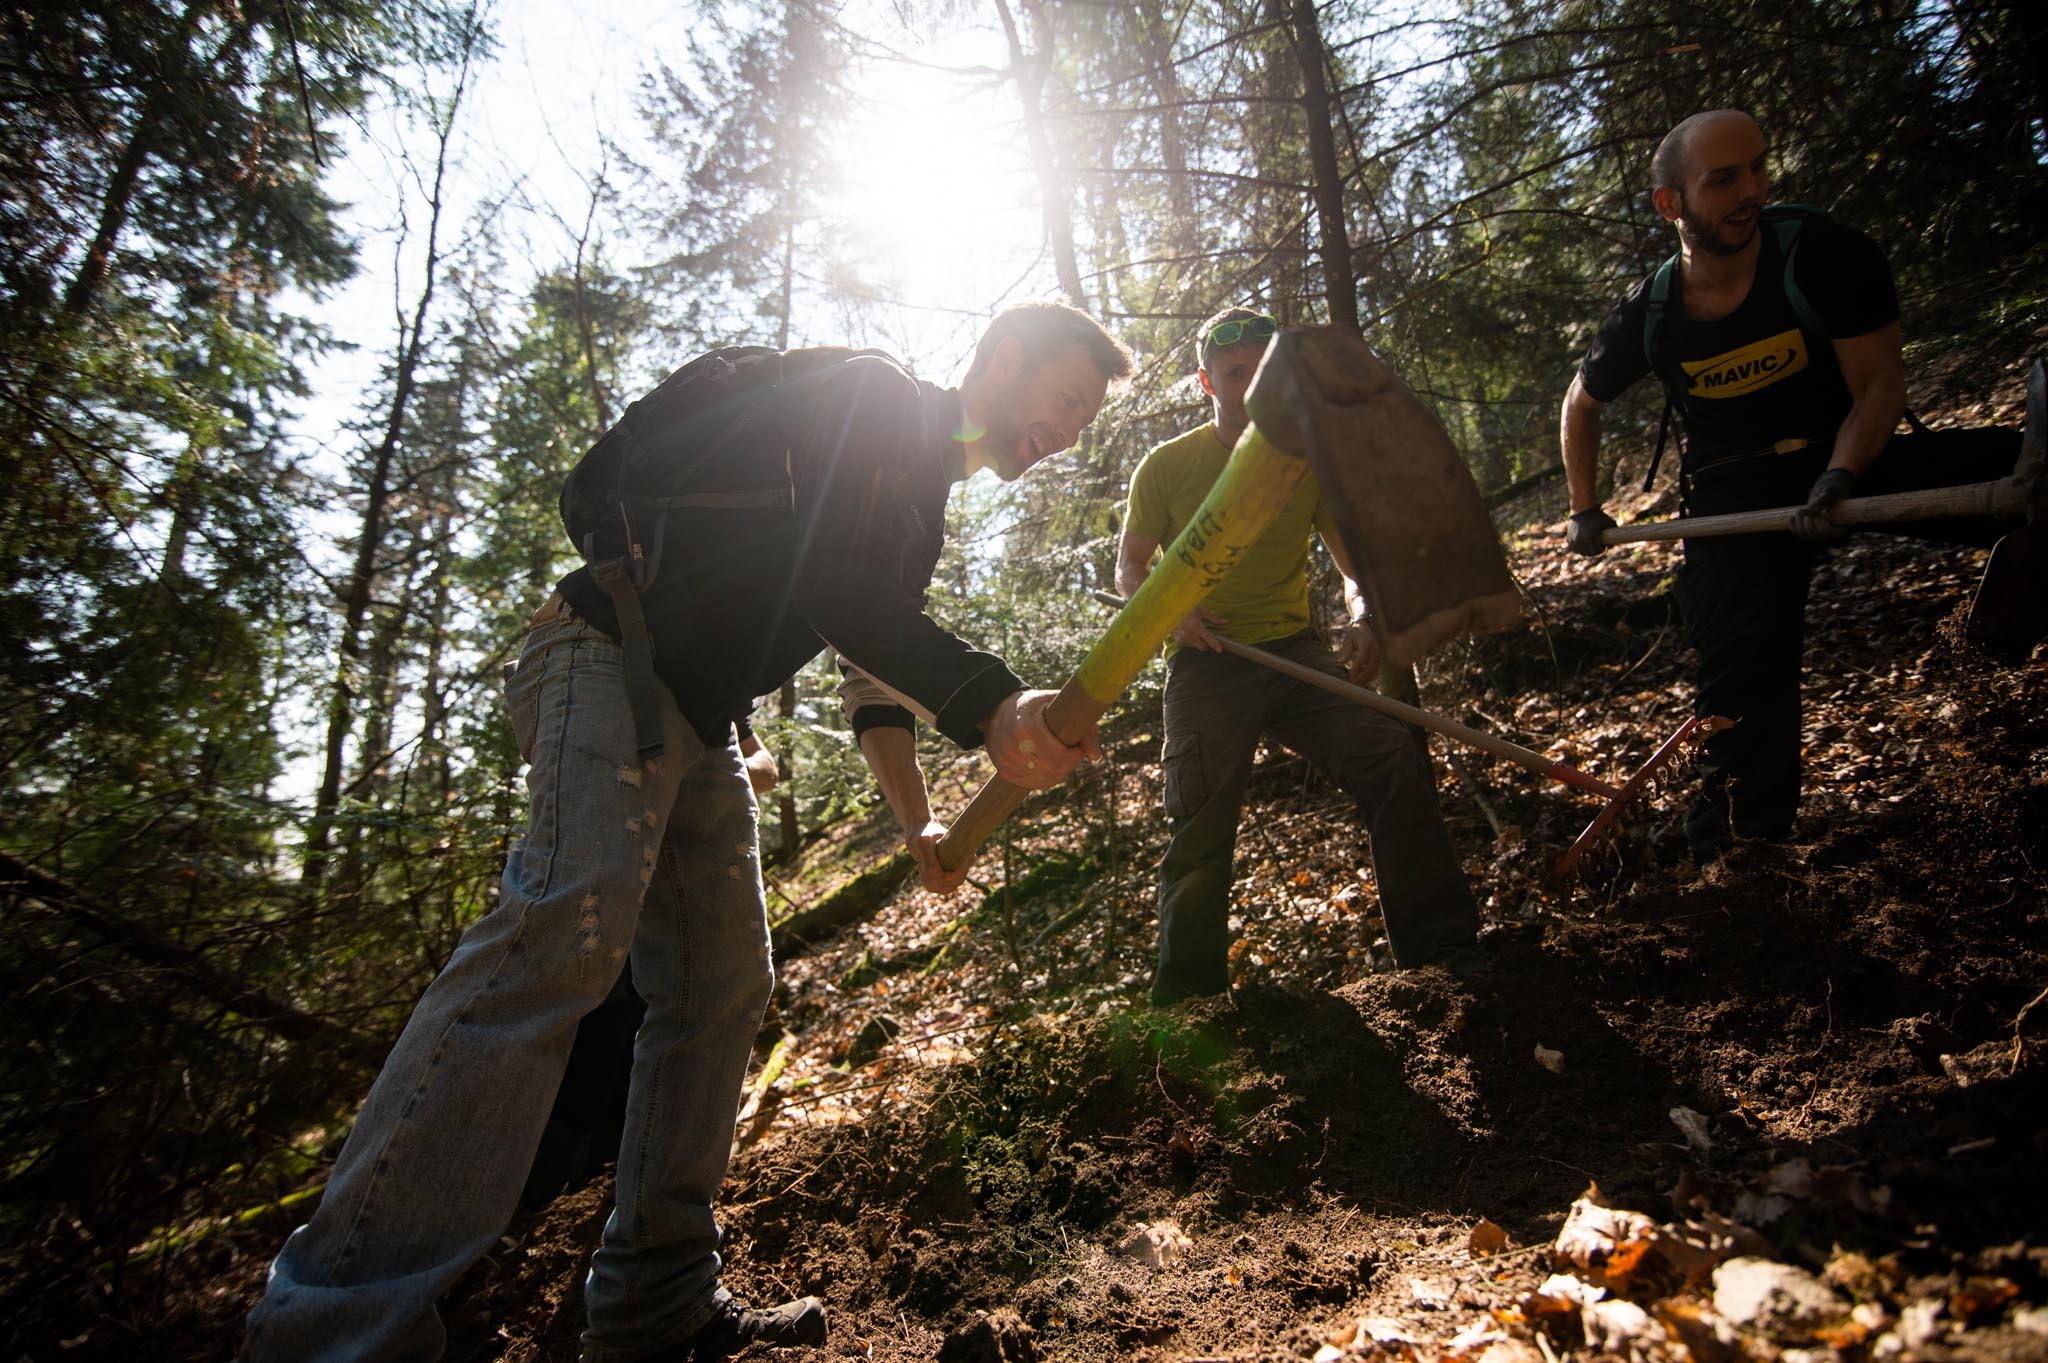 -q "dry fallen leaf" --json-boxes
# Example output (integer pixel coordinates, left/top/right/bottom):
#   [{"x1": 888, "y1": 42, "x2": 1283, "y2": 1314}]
[
  {"x1": 1668, "y1": 1105, "x2": 1711, "y2": 1156},
  {"x1": 1598, "y1": 1235, "x2": 1662, "y2": 1293},
  {"x1": 1584, "y1": 1296, "x2": 1670, "y2": 1354},
  {"x1": 1554, "y1": 1191, "x2": 1656, "y2": 1273},
  {"x1": 1468, "y1": 1218, "x2": 1510, "y2": 1257},
  {"x1": 1951, "y1": 1275, "x2": 2020, "y2": 1323},
  {"x1": 1656, "y1": 1295, "x2": 1748, "y2": 1362},
  {"x1": 1113, "y1": 1219, "x2": 1192, "y2": 1270},
  {"x1": 1712, "y1": 1256, "x2": 1849, "y2": 1338},
  {"x1": 1409, "y1": 1275, "x2": 1452, "y2": 1307}
]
